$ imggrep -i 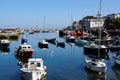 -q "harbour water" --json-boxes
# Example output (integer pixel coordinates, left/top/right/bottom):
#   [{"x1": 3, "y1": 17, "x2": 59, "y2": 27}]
[{"x1": 0, "y1": 31, "x2": 120, "y2": 80}]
